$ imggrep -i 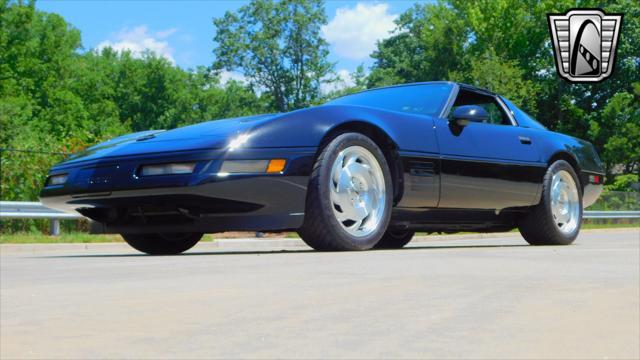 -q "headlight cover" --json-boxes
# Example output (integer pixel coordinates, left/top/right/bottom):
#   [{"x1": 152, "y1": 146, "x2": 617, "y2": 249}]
[
  {"x1": 46, "y1": 174, "x2": 68, "y2": 186},
  {"x1": 140, "y1": 163, "x2": 196, "y2": 176},
  {"x1": 220, "y1": 160, "x2": 269, "y2": 174}
]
